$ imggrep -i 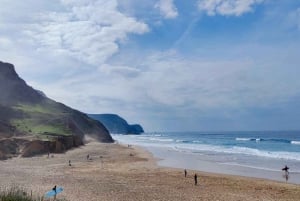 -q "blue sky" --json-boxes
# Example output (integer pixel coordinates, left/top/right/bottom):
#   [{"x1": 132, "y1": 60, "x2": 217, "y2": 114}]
[{"x1": 1, "y1": 0, "x2": 300, "y2": 131}]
